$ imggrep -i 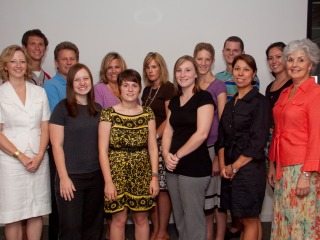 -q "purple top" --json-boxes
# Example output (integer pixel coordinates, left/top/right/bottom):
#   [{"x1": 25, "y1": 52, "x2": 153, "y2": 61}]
[
  {"x1": 206, "y1": 79, "x2": 227, "y2": 146},
  {"x1": 94, "y1": 82, "x2": 121, "y2": 108}
]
